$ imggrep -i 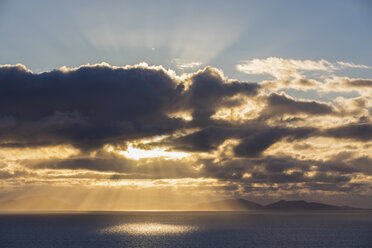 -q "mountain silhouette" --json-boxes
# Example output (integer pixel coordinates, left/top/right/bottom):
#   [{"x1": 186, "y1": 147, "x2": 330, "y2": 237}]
[
  {"x1": 194, "y1": 199, "x2": 364, "y2": 211},
  {"x1": 264, "y1": 200, "x2": 358, "y2": 210}
]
